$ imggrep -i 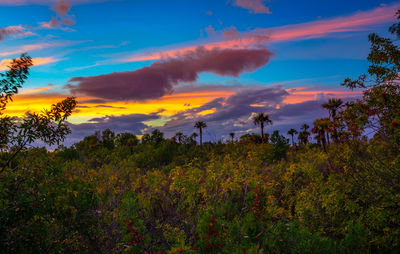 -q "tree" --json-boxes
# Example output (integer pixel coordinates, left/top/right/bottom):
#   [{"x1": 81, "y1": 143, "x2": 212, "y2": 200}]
[
  {"x1": 115, "y1": 132, "x2": 139, "y2": 147},
  {"x1": 102, "y1": 128, "x2": 115, "y2": 150},
  {"x1": 0, "y1": 54, "x2": 77, "y2": 173},
  {"x1": 298, "y1": 124, "x2": 310, "y2": 145},
  {"x1": 322, "y1": 98, "x2": 343, "y2": 144},
  {"x1": 312, "y1": 118, "x2": 330, "y2": 152},
  {"x1": 340, "y1": 10, "x2": 400, "y2": 143},
  {"x1": 301, "y1": 123, "x2": 309, "y2": 132},
  {"x1": 270, "y1": 130, "x2": 289, "y2": 160},
  {"x1": 252, "y1": 112, "x2": 272, "y2": 143},
  {"x1": 287, "y1": 128, "x2": 298, "y2": 146},
  {"x1": 229, "y1": 132, "x2": 235, "y2": 143},
  {"x1": 142, "y1": 129, "x2": 164, "y2": 145},
  {"x1": 0, "y1": 53, "x2": 32, "y2": 113},
  {"x1": 194, "y1": 121, "x2": 207, "y2": 146},
  {"x1": 322, "y1": 98, "x2": 343, "y2": 119},
  {"x1": 175, "y1": 132, "x2": 184, "y2": 143},
  {"x1": 190, "y1": 132, "x2": 198, "y2": 145}
]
